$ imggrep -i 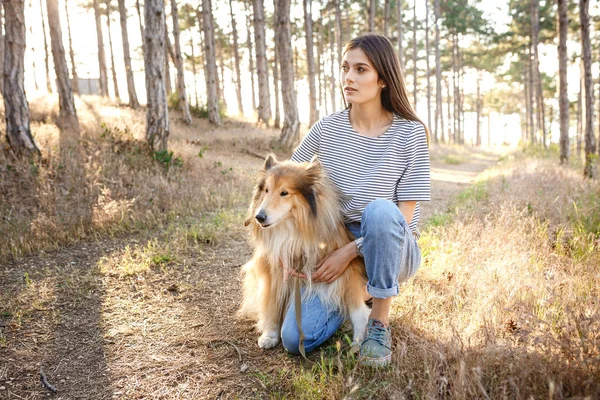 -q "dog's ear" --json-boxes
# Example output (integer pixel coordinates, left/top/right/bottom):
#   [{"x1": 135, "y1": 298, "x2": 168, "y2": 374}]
[
  {"x1": 263, "y1": 153, "x2": 278, "y2": 171},
  {"x1": 306, "y1": 156, "x2": 323, "y2": 179}
]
